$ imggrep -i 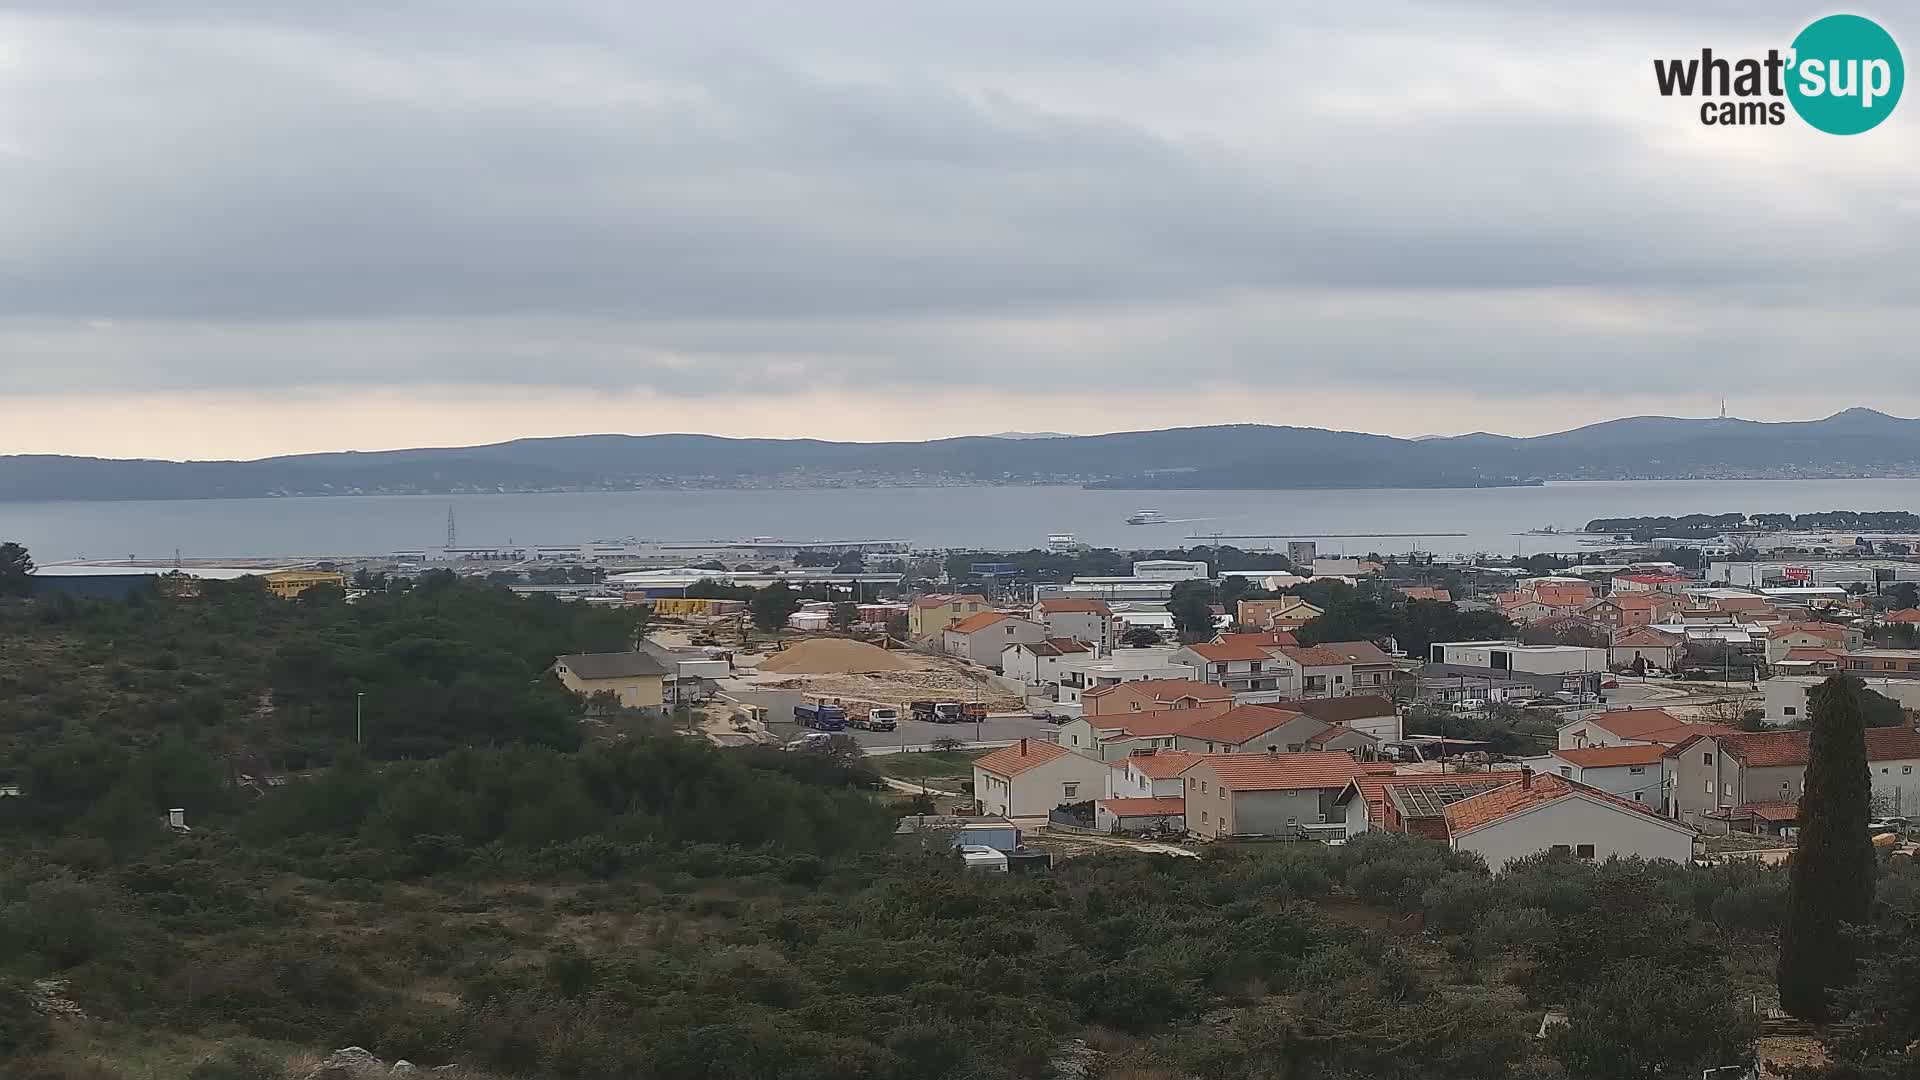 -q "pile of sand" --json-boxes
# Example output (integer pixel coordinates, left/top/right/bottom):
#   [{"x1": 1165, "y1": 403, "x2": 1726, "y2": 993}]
[{"x1": 756, "y1": 637, "x2": 915, "y2": 675}]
